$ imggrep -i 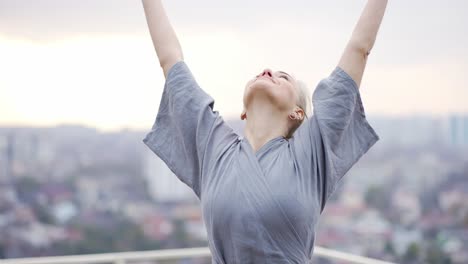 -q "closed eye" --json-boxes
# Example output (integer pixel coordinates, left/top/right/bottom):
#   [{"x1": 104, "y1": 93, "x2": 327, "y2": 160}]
[{"x1": 280, "y1": 75, "x2": 289, "y2": 80}]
